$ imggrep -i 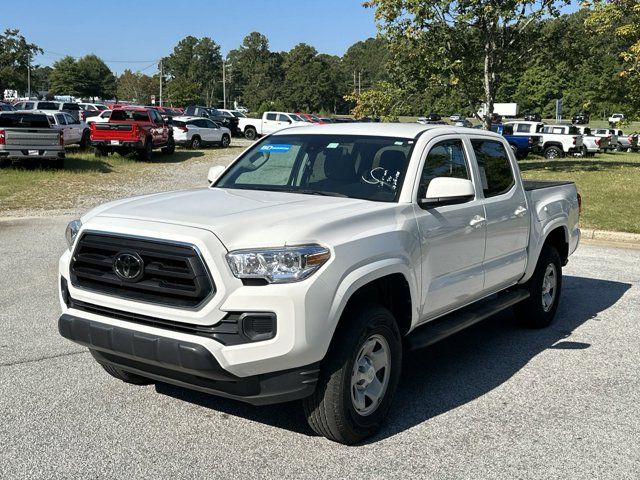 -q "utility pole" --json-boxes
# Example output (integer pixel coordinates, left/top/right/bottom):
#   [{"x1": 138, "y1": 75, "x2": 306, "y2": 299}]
[
  {"x1": 353, "y1": 71, "x2": 356, "y2": 93},
  {"x1": 358, "y1": 72, "x2": 361, "y2": 95},
  {"x1": 27, "y1": 51, "x2": 31, "y2": 99},
  {"x1": 222, "y1": 59, "x2": 226, "y2": 110},
  {"x1": 159, "y1": 59, "x2": 163, "y2": 107}
]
